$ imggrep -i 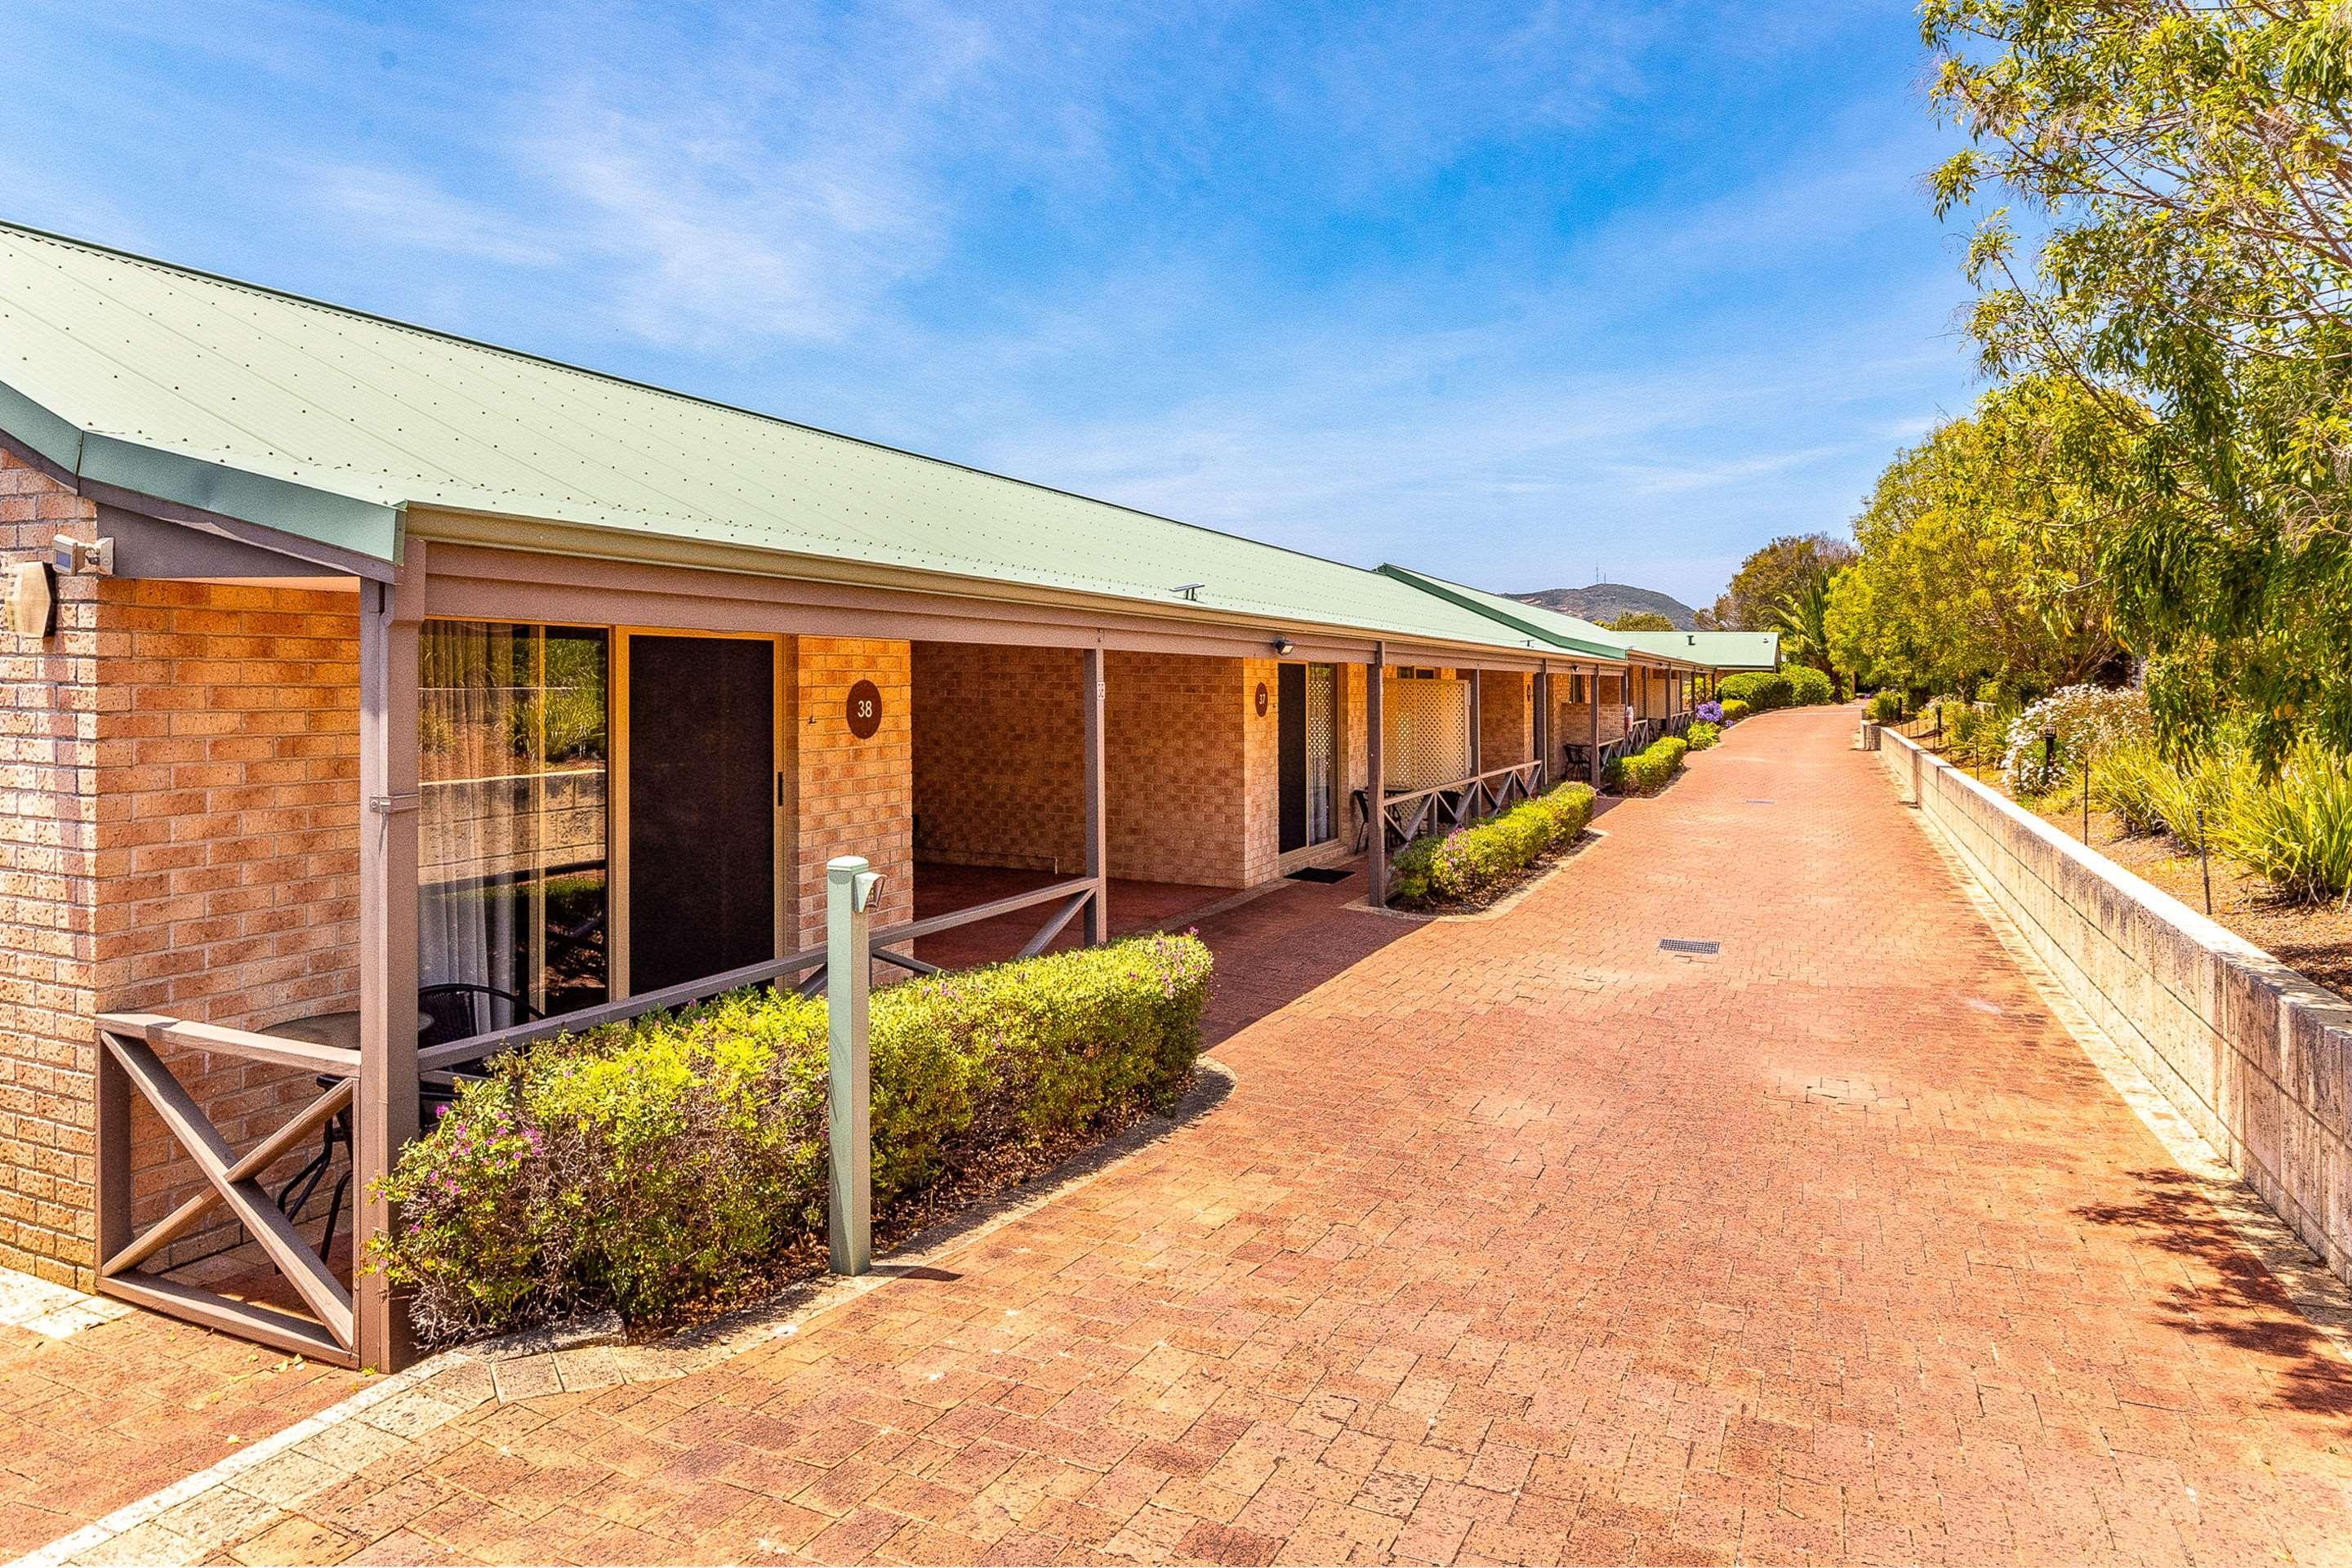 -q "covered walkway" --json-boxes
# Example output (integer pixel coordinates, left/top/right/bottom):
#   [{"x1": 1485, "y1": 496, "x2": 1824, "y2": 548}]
[{"x1": 13, "y1": 707, "x2": 2352, "y2": 1565}]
